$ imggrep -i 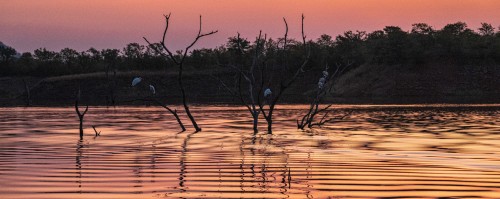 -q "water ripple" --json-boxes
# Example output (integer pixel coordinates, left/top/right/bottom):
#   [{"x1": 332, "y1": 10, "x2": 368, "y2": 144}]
[{"x1": 1, "y1": 105, "x2": 500, "y2": 198}]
